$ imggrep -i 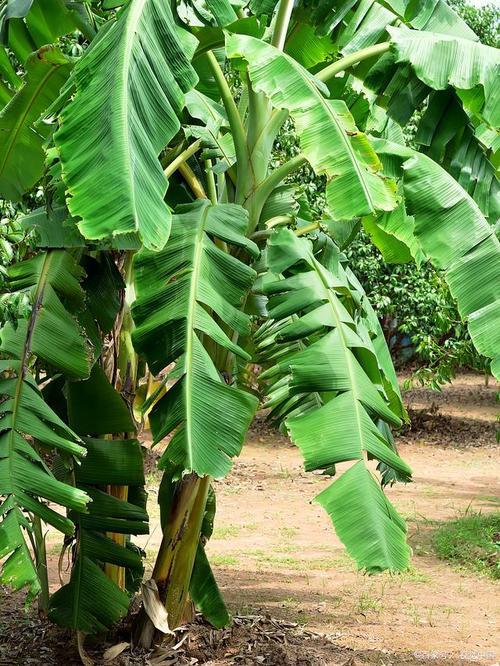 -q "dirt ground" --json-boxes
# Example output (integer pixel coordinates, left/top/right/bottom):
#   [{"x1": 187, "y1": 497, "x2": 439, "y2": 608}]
[{"x1": 1, "y1": 372, "x2": 499, "y2": 665}]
